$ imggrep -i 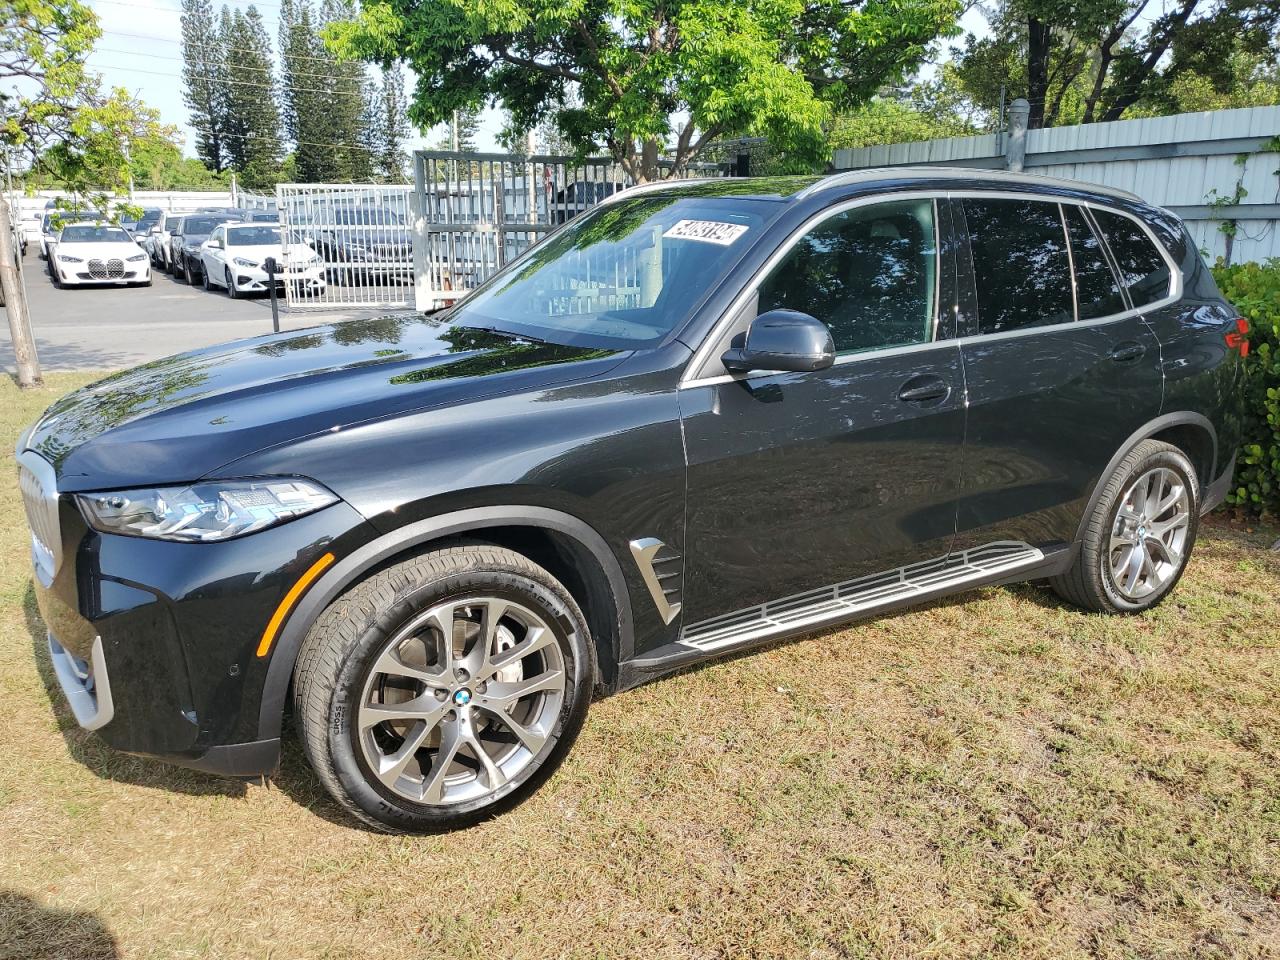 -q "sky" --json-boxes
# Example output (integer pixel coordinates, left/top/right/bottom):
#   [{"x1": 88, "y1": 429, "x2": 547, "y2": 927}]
[{"x1": 83, "y1": 0, "x2": 989, "y2": 163}]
